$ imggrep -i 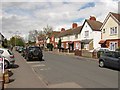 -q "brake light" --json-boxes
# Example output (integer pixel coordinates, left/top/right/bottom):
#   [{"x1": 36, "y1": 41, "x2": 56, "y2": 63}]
[
  {"x1": 0, "y1": 58, "x2": 3, "y2": 61},
  {"x1": 10, "y1": 55, "x2": 14, "y2": 58}
]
